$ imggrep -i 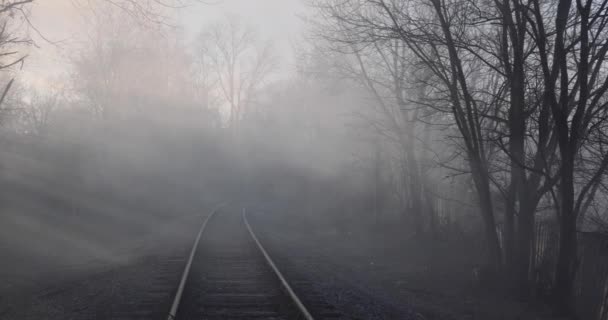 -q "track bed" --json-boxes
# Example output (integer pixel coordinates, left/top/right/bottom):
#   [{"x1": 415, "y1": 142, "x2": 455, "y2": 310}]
[{"x1": 175, "y1": 209, "x2": 298, "y2": 319}]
